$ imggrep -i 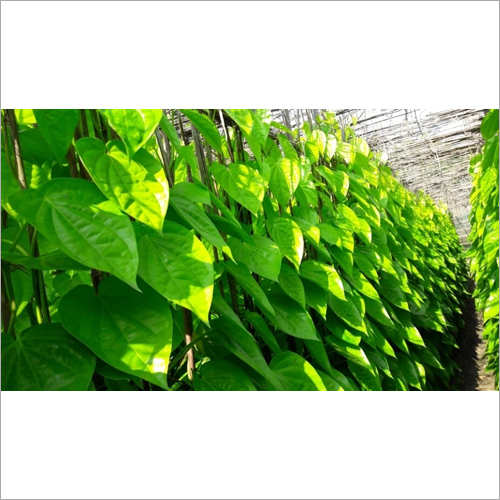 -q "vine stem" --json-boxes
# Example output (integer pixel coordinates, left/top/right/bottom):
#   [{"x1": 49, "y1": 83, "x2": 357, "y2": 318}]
[
  {"x1": 66, "y1": 144, "x2": 79, "y2": 178},
  {"x1": 218, "y1": 109, "x2": 235, "y2": 163},
  {"x1": 182, "y1": 308, "x2": 195, "y2": 381},
  {"x1": 5, "y1": 109, "x2": 28, "y2": 189},
  {"x1": 1, "y1": 262, "x2": 15, "y2": 338},
  {"x1": 155, "y1": 128, "x2": 174, "y2": 188},
  {"x1": 191, "y1": 122, "x2": 225, "y2": 297},
  {"x1": 175, "y1": 112, "x2": 197, "y2": 380},
  {"x1": 1, "y1": 111, "x2": 18, "y2": 178},
  {"x1": 5, "y1": 110, "x2": 50, "y2": 325}
]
